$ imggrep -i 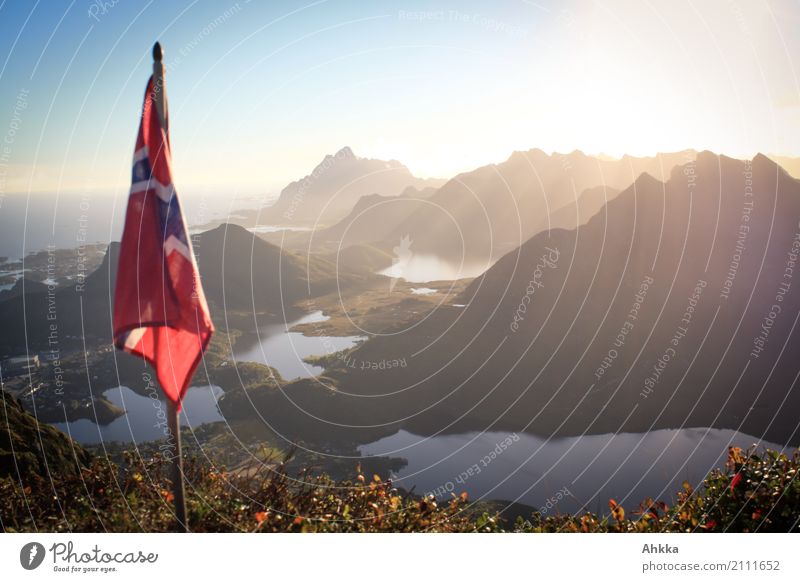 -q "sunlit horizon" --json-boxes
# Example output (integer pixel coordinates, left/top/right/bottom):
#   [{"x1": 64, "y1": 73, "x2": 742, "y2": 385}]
[{"x1": 1, "y1": 0, "x2": 798, "y2": 194}]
